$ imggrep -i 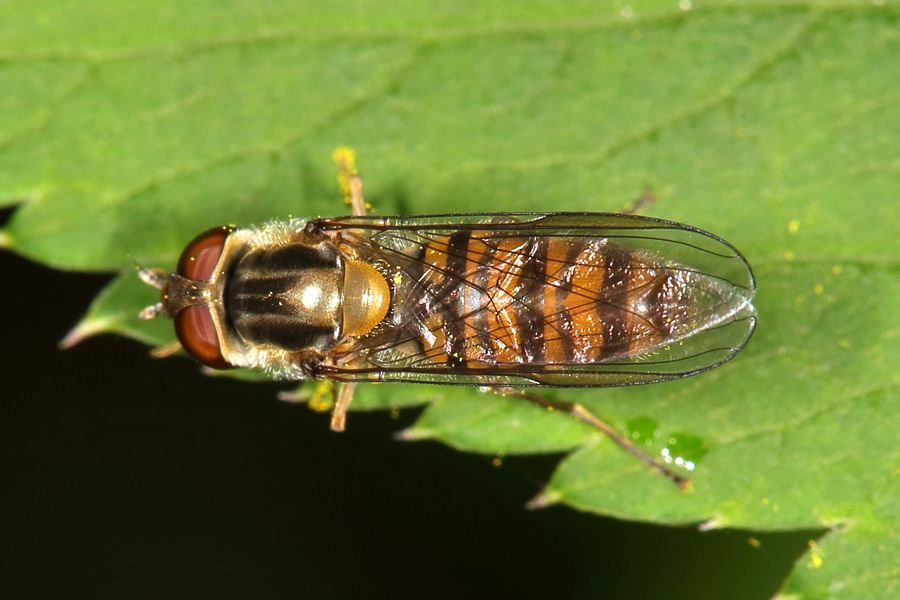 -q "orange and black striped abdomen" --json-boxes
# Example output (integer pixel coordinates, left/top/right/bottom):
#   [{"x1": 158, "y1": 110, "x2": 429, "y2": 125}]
[{"x1": 412, "y1": 231, "x2": 677, "y2": 369}]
